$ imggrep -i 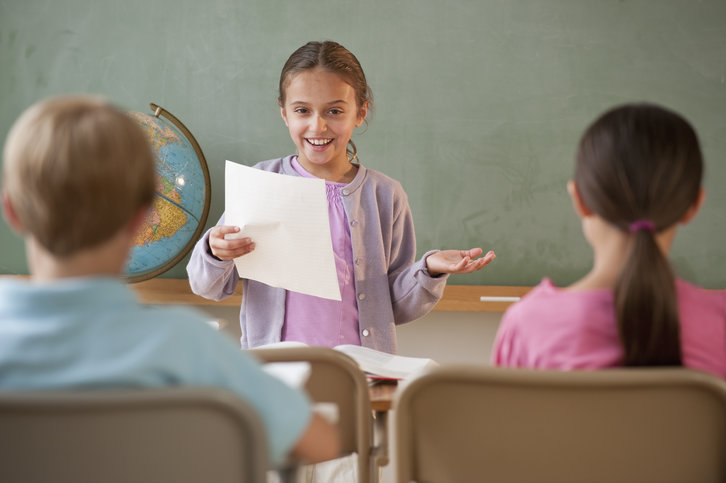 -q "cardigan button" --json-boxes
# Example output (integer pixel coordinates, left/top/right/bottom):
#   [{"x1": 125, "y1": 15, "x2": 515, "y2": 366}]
[
  {"x1": 358, "y1": 293, "x2": 366, "y2": 301},
  {"x1": 362, "y1": 329, "x2": 370, "y2": 337}
]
